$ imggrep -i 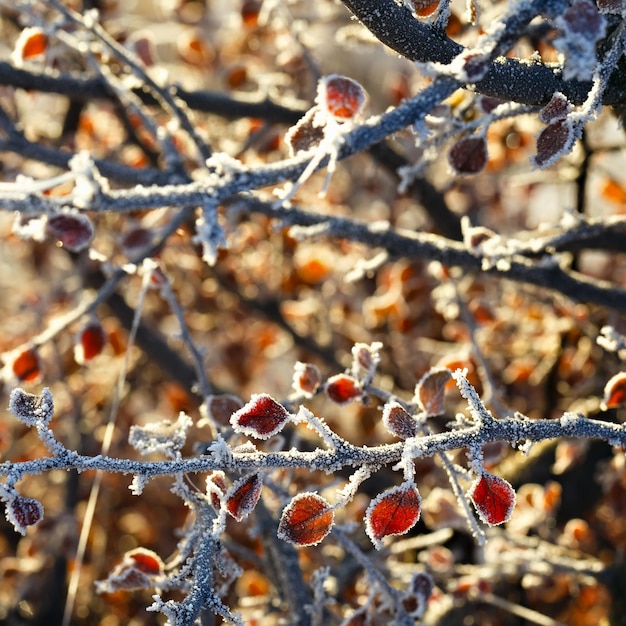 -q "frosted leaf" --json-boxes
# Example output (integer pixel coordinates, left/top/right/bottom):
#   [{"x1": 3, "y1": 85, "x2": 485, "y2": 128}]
[
  {"x1": 402, "y1": 571, "x2": 434, "y2": 618},
  {"x1": 532, "y1": 120, "x2": 575, "y2": 169},
  {"x1": 277, "y1": 492, "x2": 334, "y2": 546},
  {"x1": 539, "y1": 92, "x2": 572, "y2": 124},
  {"x1": 225, "y1": 473, "x2": 263, "y2": 521},
  {"x1": 230, "y1": 393, "x2": 291, "y2": 439},
  {"x1": 554, "y1": 0, "x2": 606, "y2": 81},
  {"x1": 285, "y1": 107, "x2": 325, "y2": 156},
  {"x1": 316, "y1": 75, "x2": 367, "y2": 122},
  {"x1": 415, "y1": 367, "x2": 452, "y2": 416},
  {"x1": 325, "y1": 374, "x2": 363, "y2": 405},
  {"x1": 292, "y1": 362, "x2": 322, "y2": 397},
  {"x1": 365, "y1": 483, "x2": 421, "y2": 549},
  {"x1": 9, "y1": 387, "x2": 54, "y2": 426},
  {"x1": 11, "y1": 27, "x2": 48, "y2": 66},
  {"x1": 95, "y1": 548, "x2": 164, "y2": 593},
  {"x1": 601, "y1": 372, "x2": 626, "y2": 409},
  {"x1": 5, "y1": 496, "x2": 43, "y2": 535},
  {"x1": 351, "y1": 342, "x2": 382, "y2": 382},
  {"x1": 468, "y1": 472, "x2": 516, "y2": 525},
  {"x1": 128, "y1": 412, "x2": 193, "y2": 459},
  {"x1": 382, "y1": 402, "x2": 418, "y2": 439}
]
